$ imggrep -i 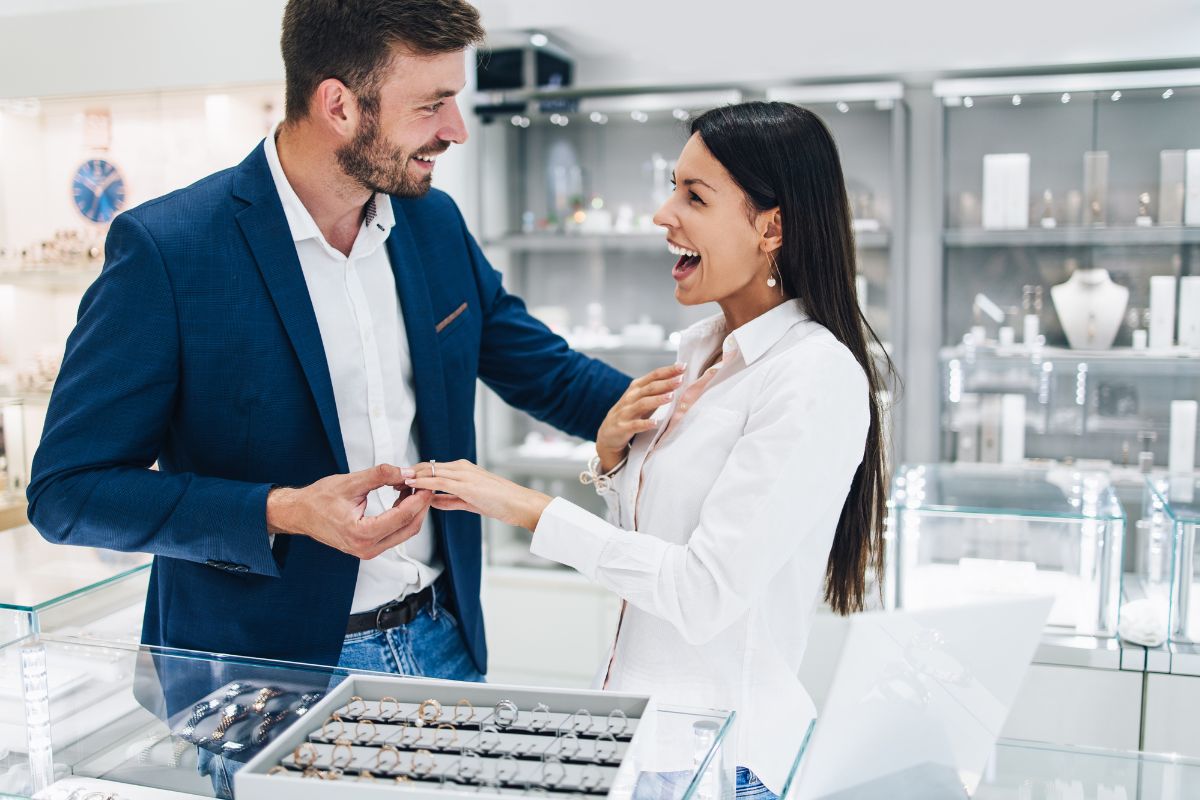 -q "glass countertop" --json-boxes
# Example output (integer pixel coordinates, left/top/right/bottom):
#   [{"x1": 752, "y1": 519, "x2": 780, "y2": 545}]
[
  {"x1": 1147, "y1": 473, "x2": 1200, "y2": 524},
  {"x1": 893, "y1": 463, "x2": 1125, "y2": 521},
  {"x1": 0, "y1": 636, "x2": 742, "y2": 800},
  {"x1": 0, "y1": 525, "x2": 150, "y2": 611}
]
